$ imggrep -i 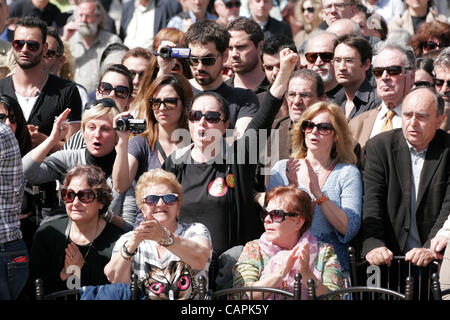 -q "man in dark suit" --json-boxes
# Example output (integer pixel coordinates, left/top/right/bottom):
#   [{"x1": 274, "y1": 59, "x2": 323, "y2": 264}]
[
  {"x1": 361, "y1": 87, "x2": 450, "y2": 268},
  {"x1": 248, "y1": 0, "x2": 292, "y2": 40}
]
